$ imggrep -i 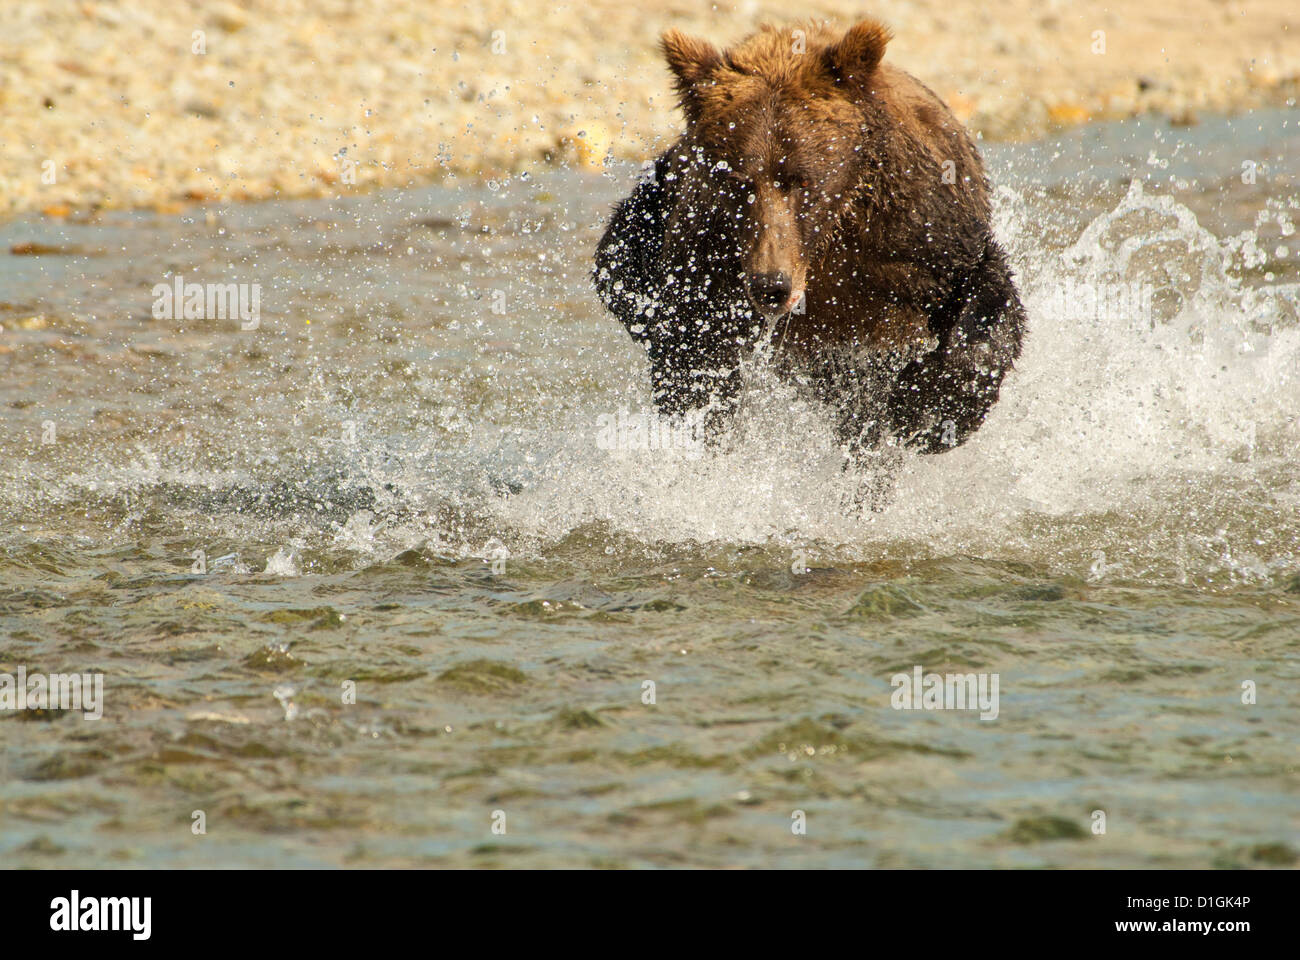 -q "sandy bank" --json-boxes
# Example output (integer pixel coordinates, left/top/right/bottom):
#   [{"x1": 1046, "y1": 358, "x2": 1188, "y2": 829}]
[{"x1": 1, "y1": 0, "x2": 1296, "y2": 217}]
